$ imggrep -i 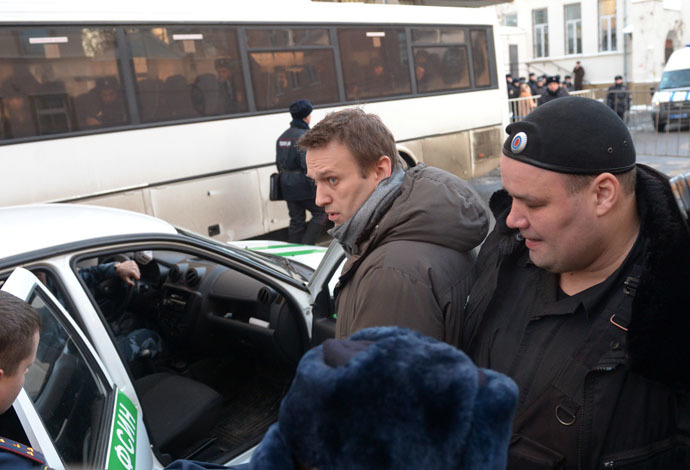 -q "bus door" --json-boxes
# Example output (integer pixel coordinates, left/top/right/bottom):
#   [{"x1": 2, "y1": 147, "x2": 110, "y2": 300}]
[{"x1": 2, "y1": 267, "x2": 154, "y2": 470}]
